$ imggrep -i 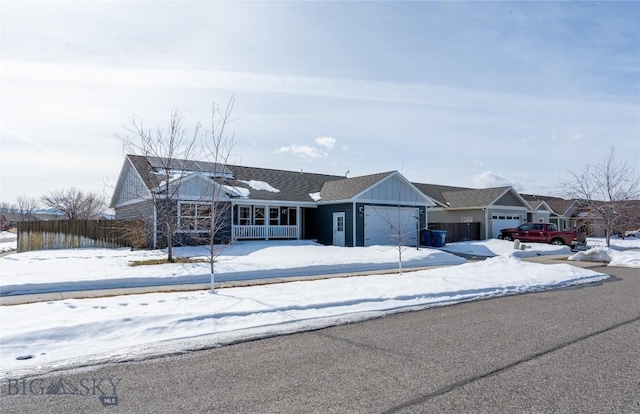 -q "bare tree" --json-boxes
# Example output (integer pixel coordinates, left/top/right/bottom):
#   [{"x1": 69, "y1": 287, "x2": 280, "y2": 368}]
[
  {"x1": 15, "y1": 195, "x2": 40, "y2": 220},
  {"x1": 0, "y1": 202, "x2": 15, "y2": 230},
  {"x1": 371, "y1": 205, "x2": 421, "y2": 275},
  {"x1": 41, "y1": 188, "x2": 105, "y2": 219},
  {"x1": 199, "y1": 98, "x2": 238, "y2": 293},
  {"x1": 563, "y1": 146, "x2": 640, "y2": 247},
  {"x1": 116, "y1": 110, "x2": 201, "y2": 263}
]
